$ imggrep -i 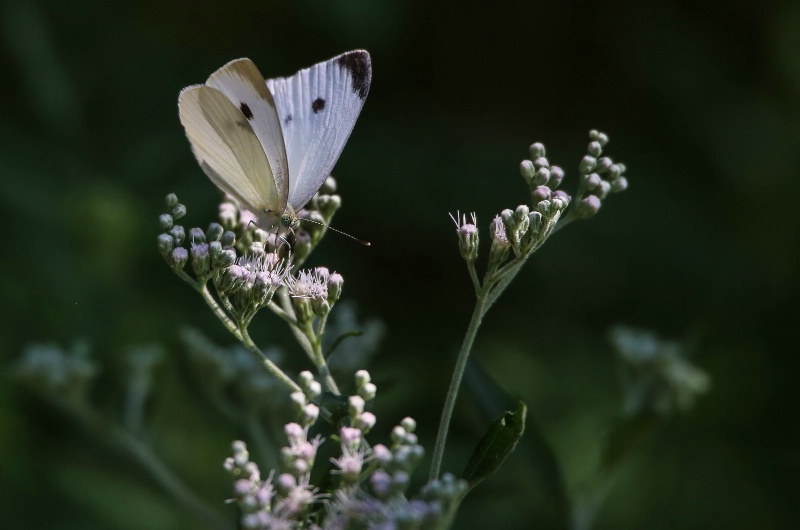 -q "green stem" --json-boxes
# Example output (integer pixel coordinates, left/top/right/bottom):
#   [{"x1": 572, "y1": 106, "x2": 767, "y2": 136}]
[
  {"x1": 64, "y1": 402, "x2": 230, "y2": 530},
  {"x1": 430, "y1": 244, "x2": 545, "y2": 479},
  {"x1": 197, "y1": 285, "x2": 243, "y2": 341},
  {"x1": 467, "y1": 261, "x2": 482, "y2": 296},
  {"x1": 240, "y1": 327, "x2": 301, "y2": 393},
  {"x1": 484, "y1": 259, "x2": 525, "y2": 309},
  {"x1": 277, "y1": 291, "x2": 339, "y2": 393},
  {"x1": 303, "y1": 320, "x2": 339, "y2": 394},
  {"x1": 430, "y1": 292, "x2": 489, "y2": 479},
  {"x1": 110, "y1": 425, "x2": 232, "y2": 530},
  {"x1": 196, "y1": 284, "x2": 299, "y2": 393}
]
